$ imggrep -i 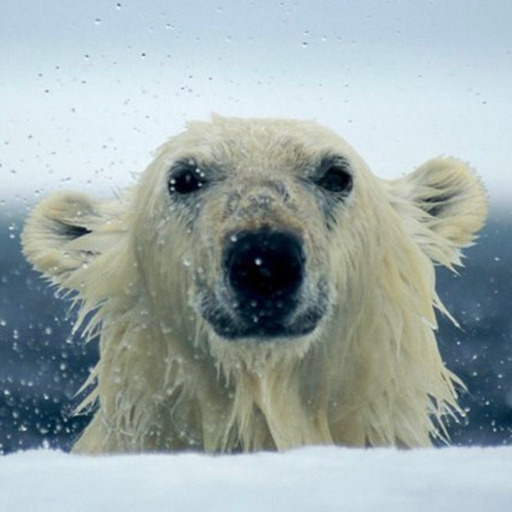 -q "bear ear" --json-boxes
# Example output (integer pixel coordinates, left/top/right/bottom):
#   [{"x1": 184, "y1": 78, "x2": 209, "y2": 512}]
[
  {"x1": 22, "y1": 191, "x2": 121, "y2": 288},
  {"x1": 391, "y1": 157, "x2": 488, "y2": 268}
]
